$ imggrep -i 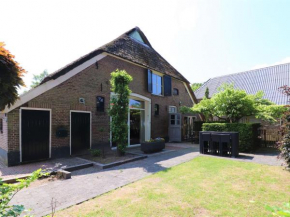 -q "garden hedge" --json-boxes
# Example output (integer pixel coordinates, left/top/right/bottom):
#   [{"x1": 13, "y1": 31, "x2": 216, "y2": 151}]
[{"x1": 202, "y1": 123, "x2": 261, "y2": 152}]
